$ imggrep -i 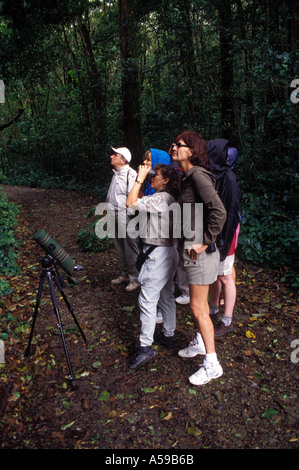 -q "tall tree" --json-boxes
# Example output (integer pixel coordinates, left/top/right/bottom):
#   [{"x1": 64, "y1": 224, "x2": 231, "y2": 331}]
[
  {"x1": 118, "y1": 0, "x2": 143, "y2": 165},
  {"x1": 217, "y1": 0, "x2": 235, "y2": 139}
]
